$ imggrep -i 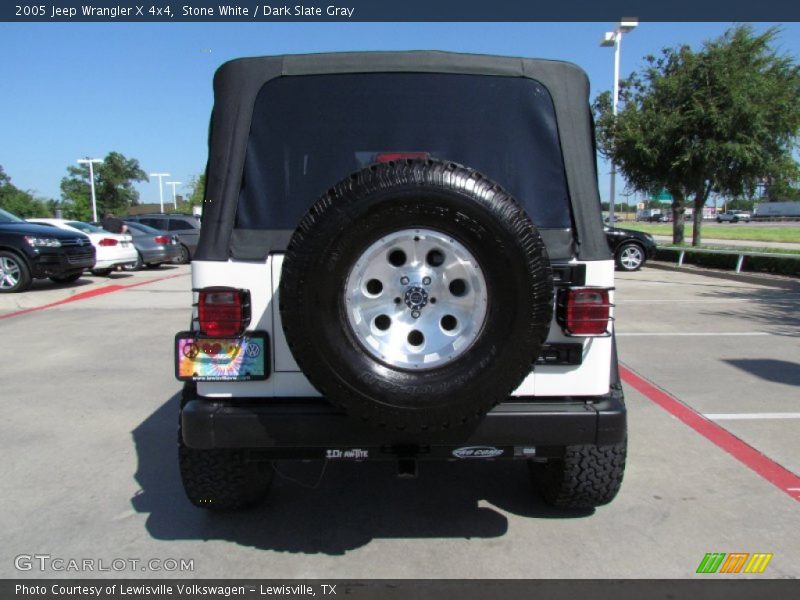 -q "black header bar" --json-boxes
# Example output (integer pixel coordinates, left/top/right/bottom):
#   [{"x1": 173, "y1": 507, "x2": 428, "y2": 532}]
[
  {"x1": 4, "y1": 579, "x2": 800, "y2": 600},
  {"x1": 3, "y1": 0, "x2": 800, "y2": 22}
]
